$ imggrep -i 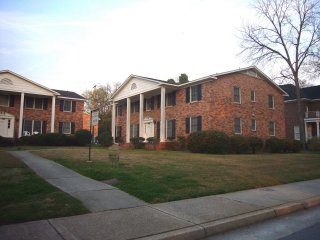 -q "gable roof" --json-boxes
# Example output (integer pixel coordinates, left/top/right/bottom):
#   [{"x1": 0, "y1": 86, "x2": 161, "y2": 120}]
[
  {"x1": 52, "y1": 89, "x2": 86, "y2": 100},
  {"x1": 280, "y1": 84, "x2": 320, "y2": 101},
  {"x1": 0, "y1": 70, "x2": 60, "y2": 95}
]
